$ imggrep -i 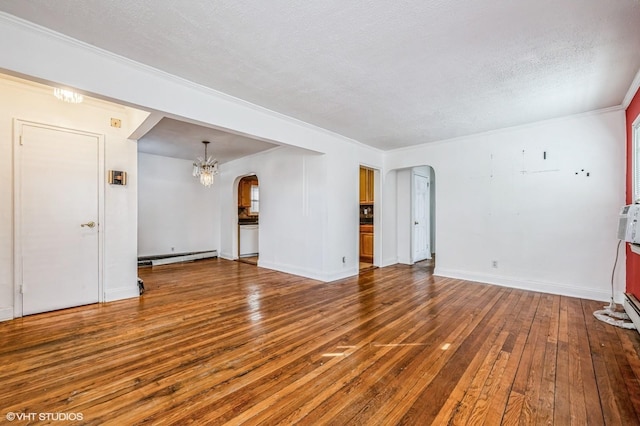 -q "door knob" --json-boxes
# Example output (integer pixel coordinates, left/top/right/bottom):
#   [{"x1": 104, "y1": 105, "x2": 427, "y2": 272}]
[{"x1": 81, "y1": 221, "x2": 96, "y2": 228}]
